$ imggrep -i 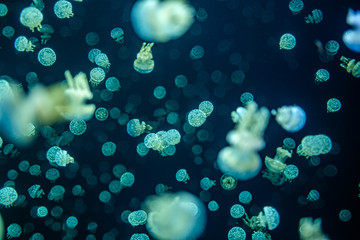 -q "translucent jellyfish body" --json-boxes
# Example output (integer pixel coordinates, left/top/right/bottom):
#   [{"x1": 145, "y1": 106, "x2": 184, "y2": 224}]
[
  {"x1": 324, "y1": 40, "x2": 339, "y2": 56},
  {"x1": 176, "y1": 169, "x2": 190, "y2": 183},
  {"x1": 200, "y1": 177, "x2": 216, "y2": 191},
  {"x1": 279, "y1": 33, "x2": 296, "y2": 50},
  {"x1": 217, "y1": 146, "x2": 262, "y2": 181},
  {"x1": 0, "y1": 3, "x2": 8, "y2": 17},
  {"x1": 38, "y1": 47, "x2": 56, "y2": 66},
  {"x1": 315, "y1": 69, "x2": 330, "y2": 84},
  {"x1": 95, "y1": 53, "x2": 111, "y2": 69},
  {"x1": 288, "y1": 0, "x2": 304, "y2": 15},
  {"x1": 14, "y1": 36, "x2": 35, "y2": 52},
  {"x1": 110, "y1": 27, "x2": 124, "y2": 43},
  {"x1": 89, "y1": 67, "x2": 106, "y2": 85},
  {"x1": 304, "y1": 9, "x2": 323, "y2": 24},
  {"x1": 54, "y1": 0, "x2": 74, "y2": 19},
  {"x1": 297, "y1": 134, "x2": 332, "y2": 158},
  {"x1": 343, "y1": 9, "x2": 360, "y2": 53},
  {"x1": 144, "y1": 191, "x2": 206, "y2": 240},
  {"x1": 66, "y1": 216, "x2": 78, "y2": 229},
  {"x1": 20, "y1": 6, "x2": 43, "y2": 32},
  {"x1": 133, "y1": 42, "x2": 155, "y2": 74},
  {"x1": 208, "y1": 200, "x2": 219, "y2": 211},
  {"x1": 6, "y1": 223, "x2": 22, "y2": 238},
  {"x1": 263, "y1": 147, "x2": 292, "y2": 185},
  {"x1": 0, "y1": 187, "x2": 18, "y2": 207},
  {"x1": 188, "y1": 109, "x2": 206, "y2": 127},
  {"x1": 326, "y1": 98, "x2": 341, "y2": 113},
  {"x1": 2, "y1": 26, "x2": 15, "y2": 39},
  {"x1": 340, "y1": 56, "x2": 360, "y2": 78},
  {"x1": 230, "y1": 204, "x2": 245, "y2": 219},
  {"x1": 271, "y1": 105, "x2": 306, "y2": 132},
  {"x1": 127, "y1": 119, "x2": 151, "y2": 137},
  {"x1": 243, "y1": 206, "x2": 280, "y2": 231},
  {"x1": 128, "y1": 210, "x2": 147, "y2": 227},
  {"x1": 228, "y1": 227, "x2": 246, "y2": 240},
  {"x1": 131, "y1": 0, "x2": 195, "y2": 43},
  {"x1": 298, "y1": 217, "x2": 329, "y2": 240}
]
